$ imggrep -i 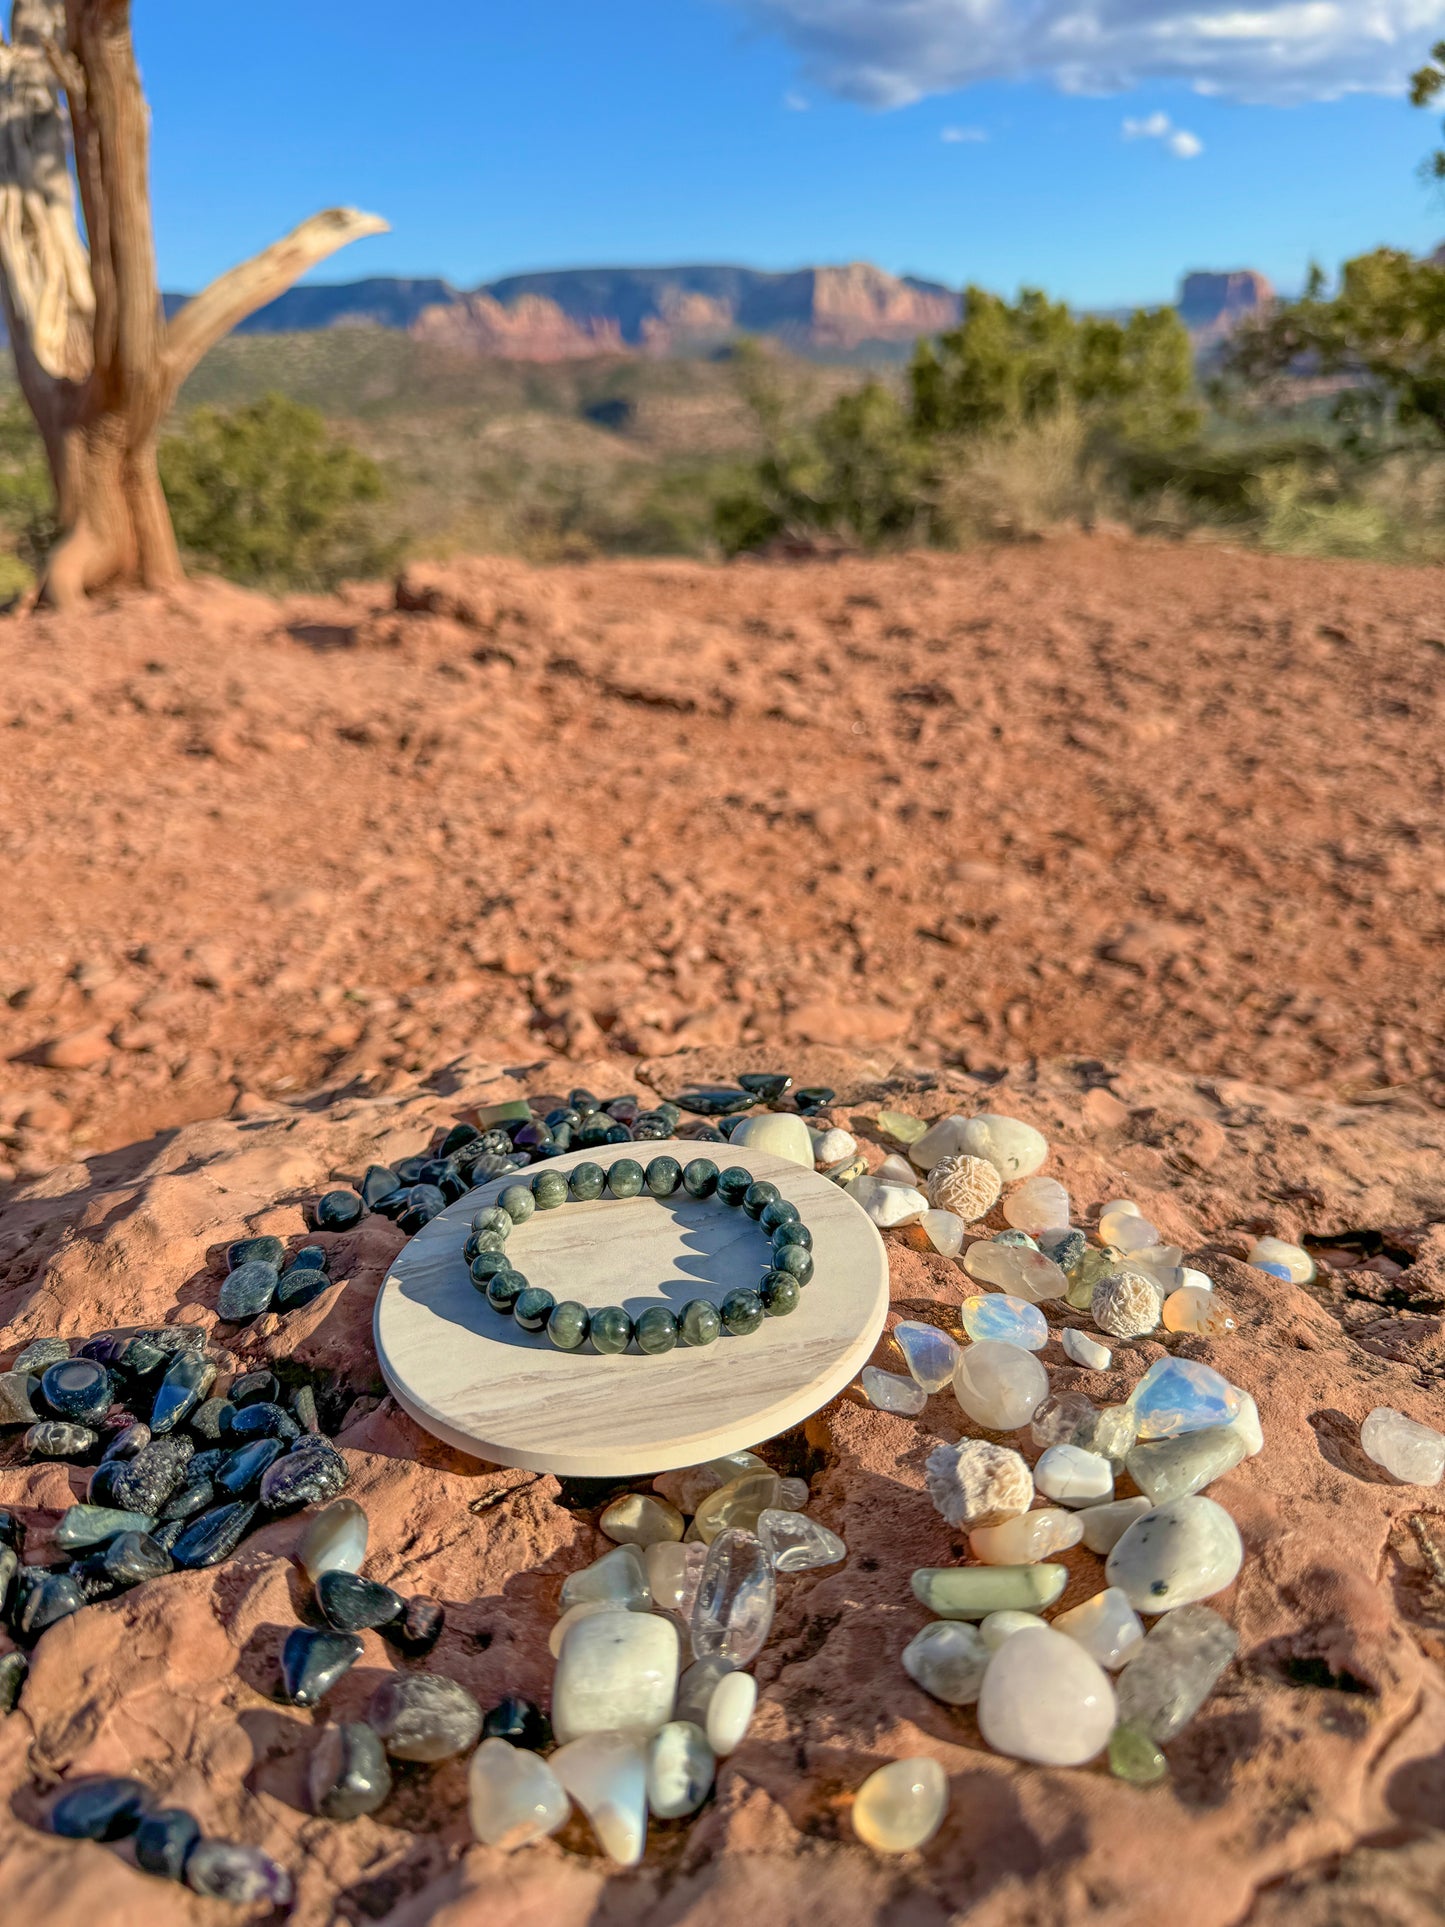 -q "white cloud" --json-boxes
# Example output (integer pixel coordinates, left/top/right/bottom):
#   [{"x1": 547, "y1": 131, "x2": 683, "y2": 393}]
[
  {"x1": 730, "y1": 1, "x2": 1445, "y2": 107},
  {"x1": 940, "y1": 124, "x2": 989, "y2": 140},
  {"x1": 1124, "y1": 109, "x2": 1205, "y2": 154},
  {"x1": 783, "y1": 87, "x2": 810, "y2": 109},
  {"x1": 1169, "y1": 127, "x2": 1205, "y2": 155}
]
